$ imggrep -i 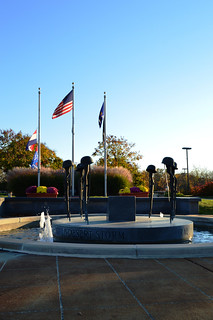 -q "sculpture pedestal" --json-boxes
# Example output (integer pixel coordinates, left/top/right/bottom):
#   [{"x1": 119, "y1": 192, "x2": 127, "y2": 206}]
[
  {"x1": 53, "y1": 215, "x2": 193, "y2": 244},
  {"x1": 107, "y1": 196, "x2": 136, "y2": 222}
]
